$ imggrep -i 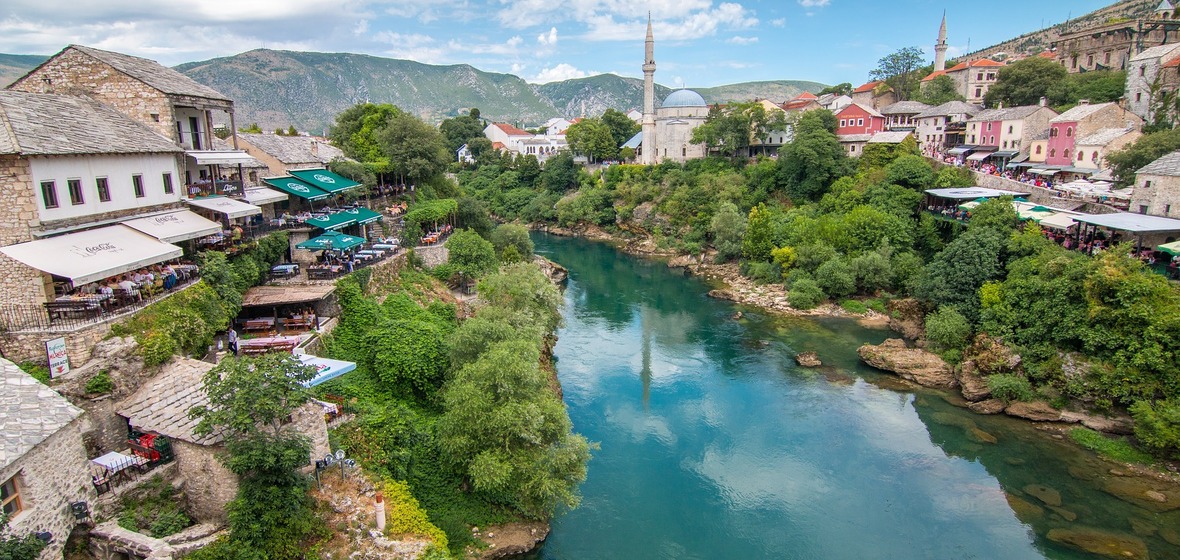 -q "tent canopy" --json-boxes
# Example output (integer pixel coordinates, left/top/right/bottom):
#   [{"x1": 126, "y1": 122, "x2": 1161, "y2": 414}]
[
  {"x1": 187, "y1": 196, "x2": 261, "y2": 219},
  {"x1": 1039, "y1": 212, "x2": 1078, "y2": 230},
  {"x1": 0, "y1": 225, "x2": 182, "y2": 285},
  {"x1": 262, "y1": 177, "x2": 331, "y2": 201},
  {"x1": 1159, "y1": 240, "x2": 1180, "y2": 256},
  {"x1": 1074, "y1": 212, "x2": 1180, "y2": 233},
  {"x1": 925, "y1": 187, "x2": 1030, "y2": 200},
  {"x1": 337, "y1": 207, "x2": 383, "y2": 225},
  {"x1": 295, "y1": 230, "x2": 365, "y2": 251},
  {"x1": 121, "y1": 210, "x2": 222, "y2": 243},
  {"x1": 288, "y1": 169, "x2": 360, "y2": 194},
  {"x1": 966, "y1": 152, "x2": 990, "y2": 162},
  {"x1": 185, "y1": 150, "x2": 263, "y2": 166},
  {"x1": 306, "y1": 212, "x2": 356, "y2": 231},
  {"x1": 301, "y1": 355, "x2": 358, "y2": 387},
  {"x1": 243, "y1": 187, "x2": 288, "y2": 206}
]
